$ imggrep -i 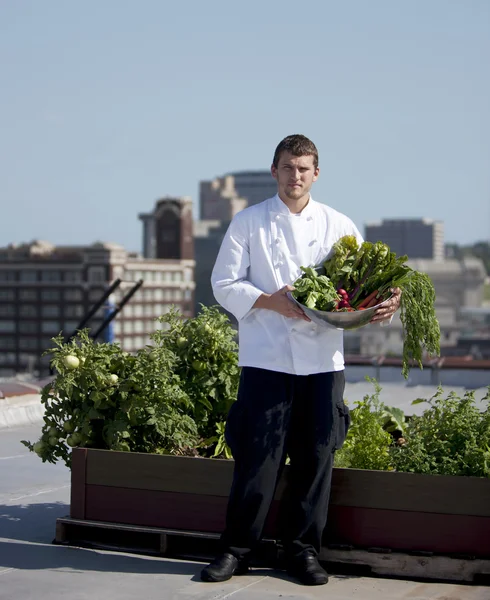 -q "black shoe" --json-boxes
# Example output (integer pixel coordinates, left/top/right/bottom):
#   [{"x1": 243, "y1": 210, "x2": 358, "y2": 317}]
[
  {"x1": 286, "y1": 552, "x2": 329, "y2": 586},
  {"x1": 200, "y1": 553, "x2": 250, "y2": 582}
]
